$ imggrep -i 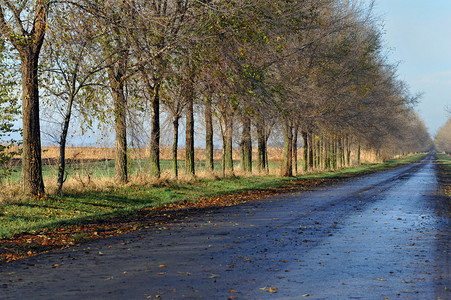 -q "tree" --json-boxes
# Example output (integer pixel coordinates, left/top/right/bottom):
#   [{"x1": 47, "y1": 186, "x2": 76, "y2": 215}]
[
  {"x1": 435, "y1": 118, "x2": 451, "y2": 154},
  {"x1": 0, "y1": 0, "x2": 48, "y2": 195},
  {"x1": 40, "y1": 4, "x2": 107, "y2": 194},
  {"x1": 183, "y1": 60, "x2": 196, "y2": 177}
]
